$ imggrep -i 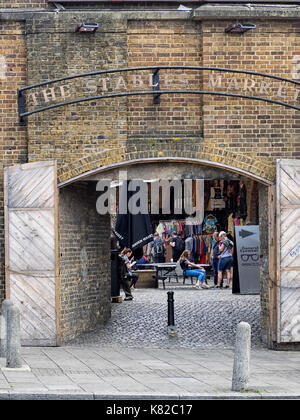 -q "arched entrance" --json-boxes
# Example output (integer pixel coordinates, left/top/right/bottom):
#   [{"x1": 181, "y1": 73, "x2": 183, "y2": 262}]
[
  {"x1": 4, "y1": 155, "x2": 300, "y2": 349},
  {"x1": 57, "y1": 158, "x2": 272, "y2": 347},
  {"x1": 8, "y1": 64, "x2": 299, "y2": 348}
]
